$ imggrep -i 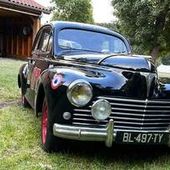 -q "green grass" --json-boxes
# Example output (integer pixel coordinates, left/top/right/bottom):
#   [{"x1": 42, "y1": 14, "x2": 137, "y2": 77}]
[
  {"x1": 0, "y1": 58, "x2": 25, "y2": 102},
  {"x1": 1, "y1": 58, "x2": 170, "y2": 170}
]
